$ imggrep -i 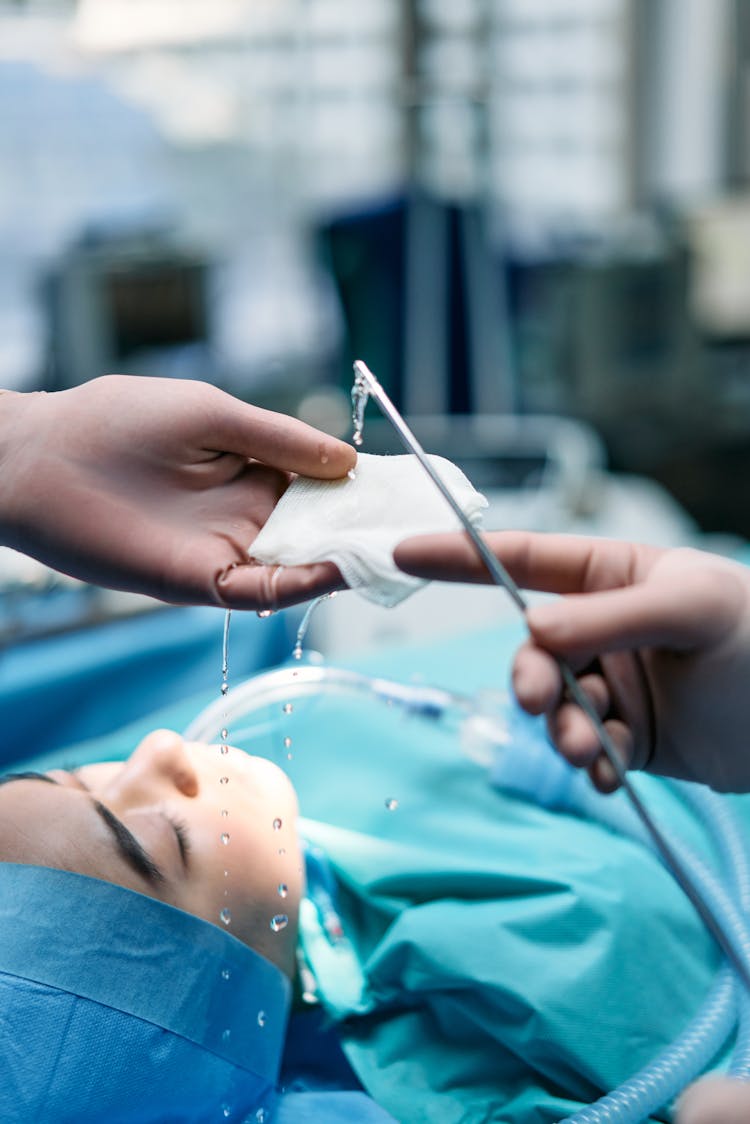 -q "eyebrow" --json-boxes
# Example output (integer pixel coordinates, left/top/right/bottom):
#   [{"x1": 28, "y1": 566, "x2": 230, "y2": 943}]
[{"x1": 0, "y1": 770, "x2": 165, "y2": 886}]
